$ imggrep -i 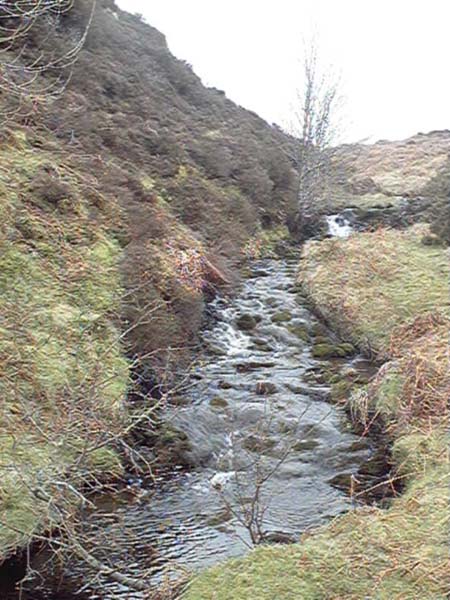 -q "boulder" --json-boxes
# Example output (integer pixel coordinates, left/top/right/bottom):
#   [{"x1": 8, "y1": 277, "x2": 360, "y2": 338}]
[
  {"x1": 312, "y1": 342, "x2": 356, "y2": 359},
  {"x1": 287, "y1": 323, "x2": 310, "y2": 342},
  {"x1": 236, "y1": 313, "x2": 262, "y2": 331},
  {"x1": 271, "y1": 310, "x2": 293, "y2": 323}
]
